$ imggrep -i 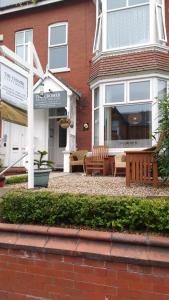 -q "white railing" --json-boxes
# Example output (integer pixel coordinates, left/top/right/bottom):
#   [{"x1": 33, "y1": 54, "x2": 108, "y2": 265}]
[{"x1": 0, "y1": 152, "x2": 28, "y2": 176}]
